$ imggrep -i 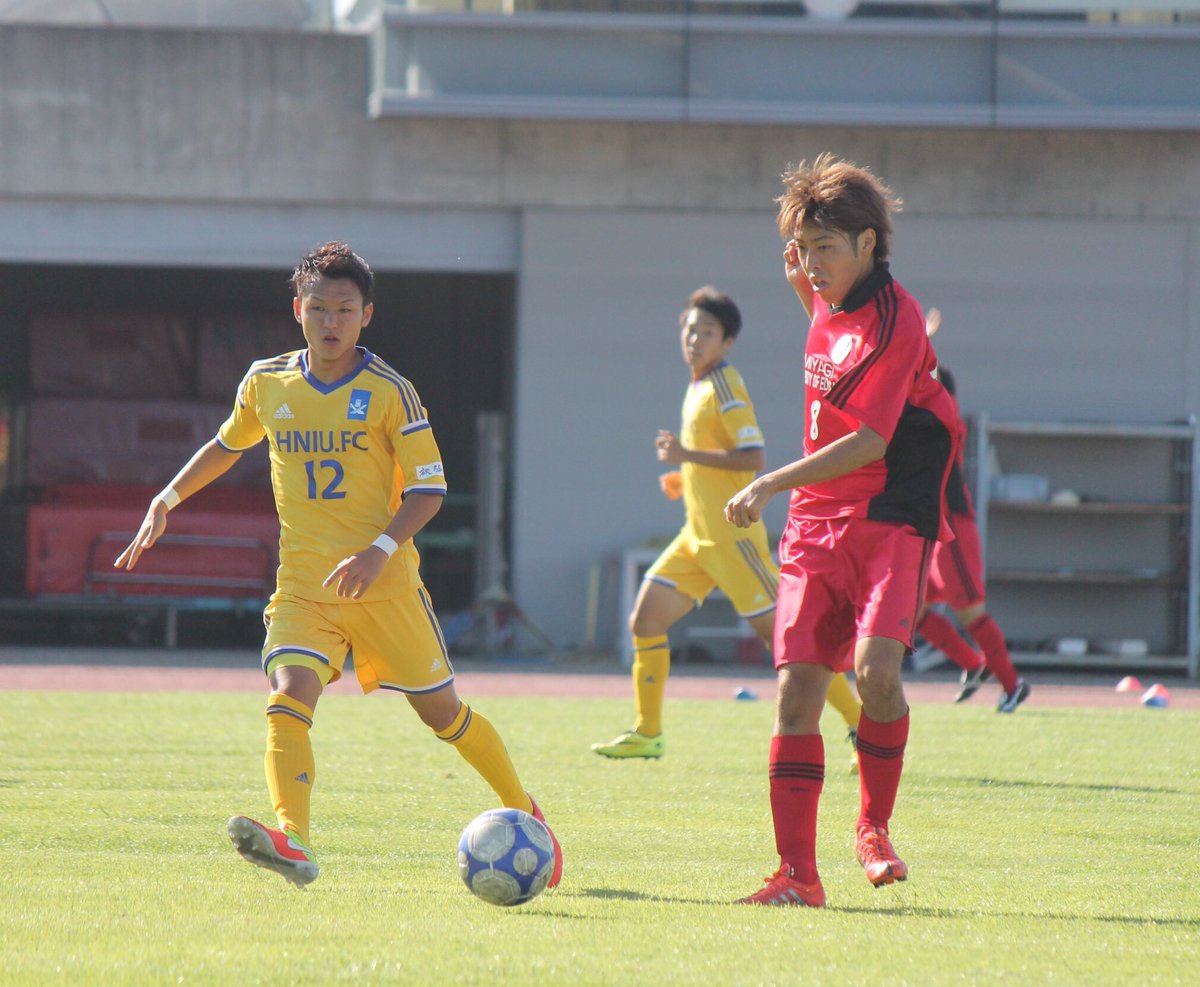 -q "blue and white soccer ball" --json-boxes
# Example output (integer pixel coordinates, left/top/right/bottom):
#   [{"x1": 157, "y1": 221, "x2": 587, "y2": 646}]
[{"x1": 457, "y1": 807, "x2": 556, "y2": 907}]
